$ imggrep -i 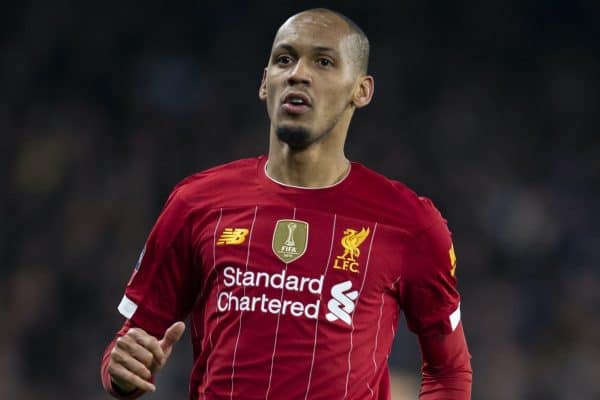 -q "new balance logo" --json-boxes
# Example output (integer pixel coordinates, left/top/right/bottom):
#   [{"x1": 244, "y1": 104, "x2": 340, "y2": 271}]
[
  {"x1": 326, "y1": 280, "x2": 358, "y2": 325},
  {"x1": 217, "y1": 228, "x2": 249, "y2": 245}
]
